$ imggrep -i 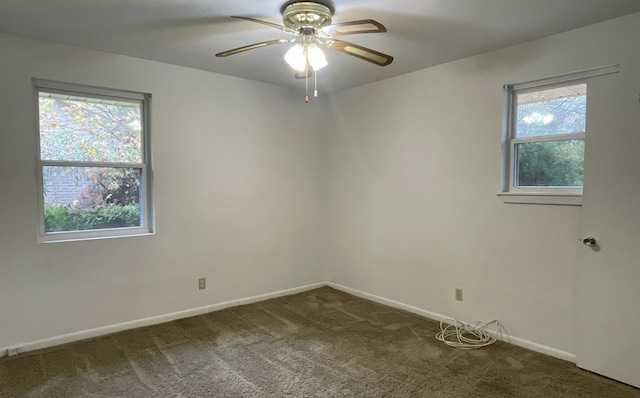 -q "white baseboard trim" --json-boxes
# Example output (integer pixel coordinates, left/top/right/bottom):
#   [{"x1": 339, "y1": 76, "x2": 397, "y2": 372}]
[
  {"x1": 0, "y1": 281, "x2": 326, "y2": 358},
  {"x1": 501, "y1": 334, "x2": 576, "y2": 363},
  {"x1": 326, "y1": 282, "x2": 576, "y2": 363},
  {"x1": 1, "y1": 281, "x2": 576, "y2": 363}
]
